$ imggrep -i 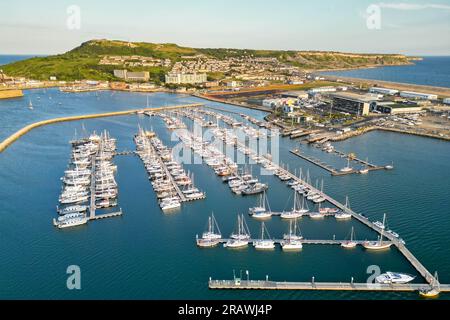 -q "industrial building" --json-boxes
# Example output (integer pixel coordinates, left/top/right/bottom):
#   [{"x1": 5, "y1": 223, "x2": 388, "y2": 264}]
[
  {"x1": 330, "y1": 92, "x2": 376, "y2": 116},
  {"x1": 308, "y1": 86, "x2": 337, "y2": 94},
  {"x1": 443, "y1": 98, "x2": 450, "y2": 105},
  {"x1": 165, "y1": 73, "x2": 207, "y2": 84},
  {"x1": 374, "y1": 102, "x2": 423, "y2": 114},
  {"x1": 400, "y1": 91, "x2": 438, "y2": 100},
  {"x1": 370, "y1": 87, "x2": 399, "y2": 95}
]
